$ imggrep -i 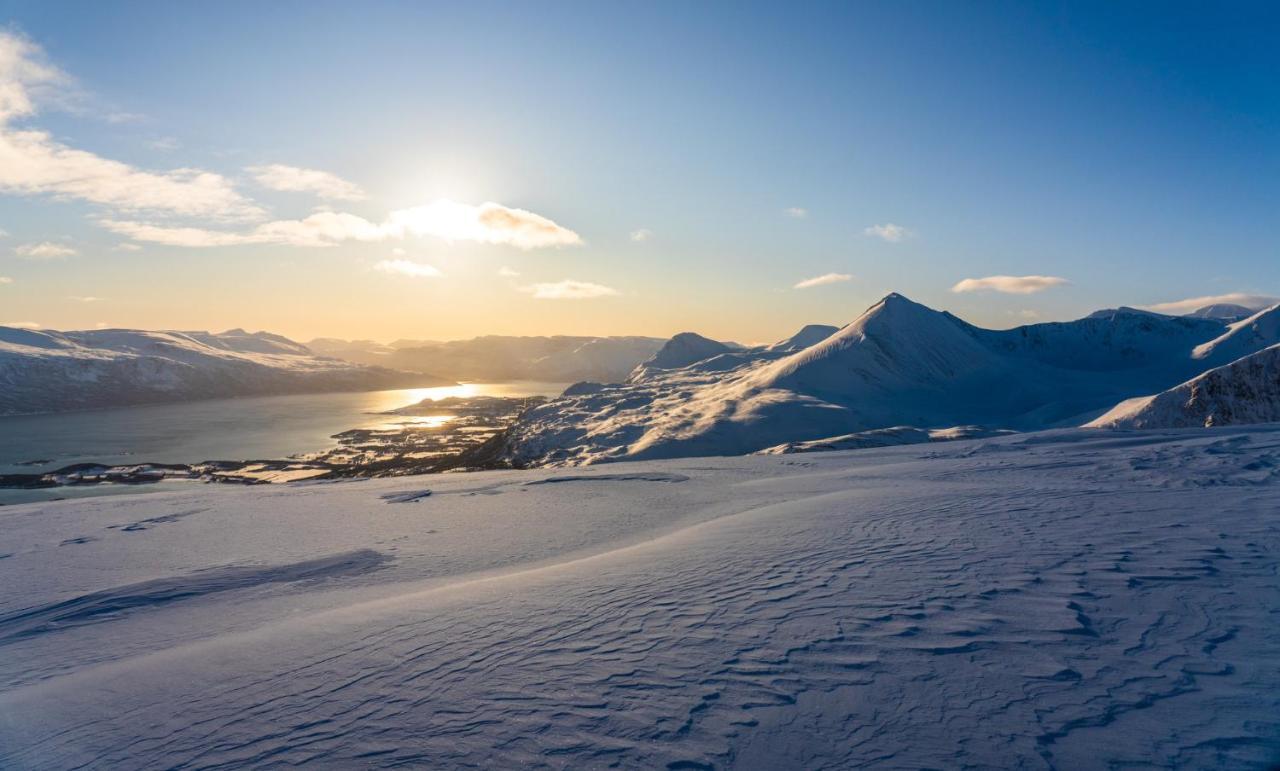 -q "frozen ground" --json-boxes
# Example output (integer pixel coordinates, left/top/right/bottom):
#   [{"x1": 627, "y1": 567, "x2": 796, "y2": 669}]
[{"x1": 0, "y1": 427, "x2": 1278, "y2": 768}]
